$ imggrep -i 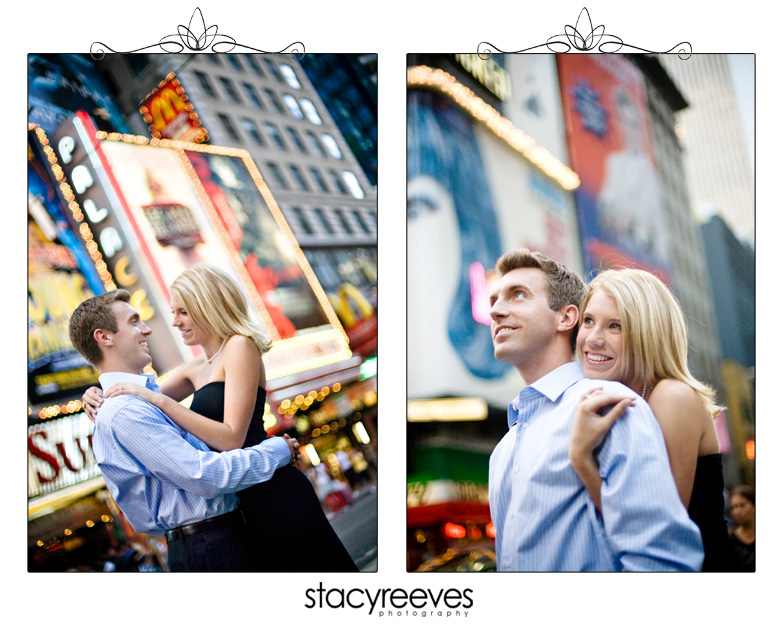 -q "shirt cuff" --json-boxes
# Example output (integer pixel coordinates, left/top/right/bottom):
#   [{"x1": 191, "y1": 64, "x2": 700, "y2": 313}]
[{"x1": 262, "y1": 436, "x2": 292, "y2": 469}]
